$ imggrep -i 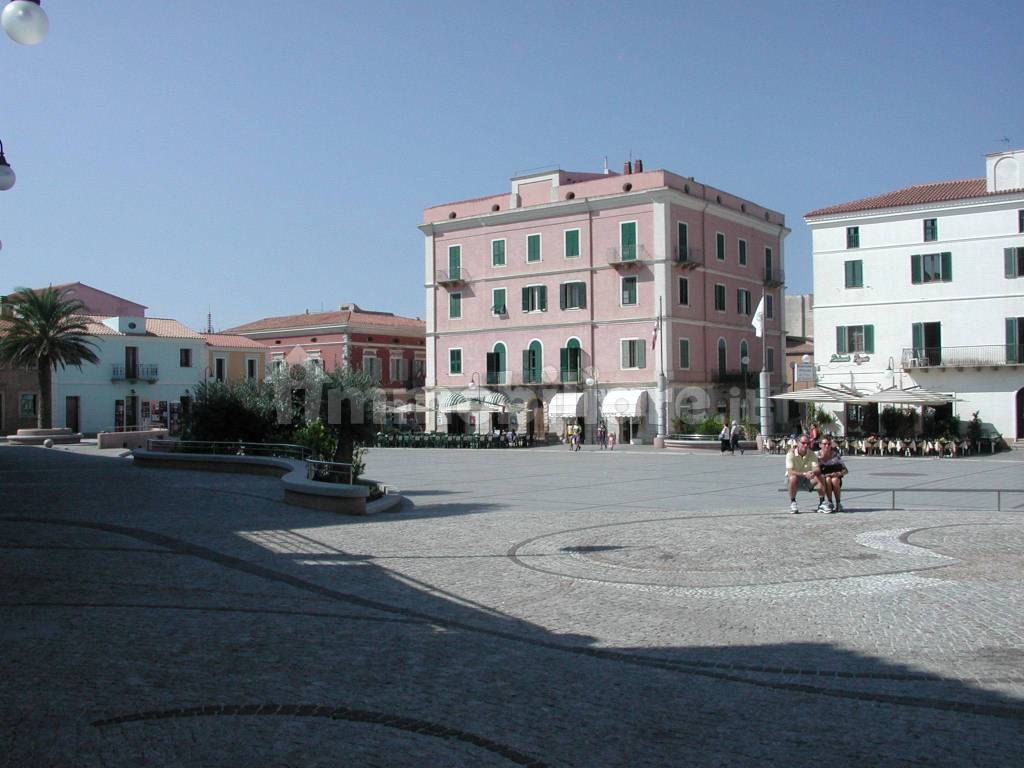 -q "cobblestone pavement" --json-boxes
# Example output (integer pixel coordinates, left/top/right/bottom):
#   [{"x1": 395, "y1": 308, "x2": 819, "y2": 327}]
[{"x1": 1, "y1": 444, "x2": 1023, "y2": 766}]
